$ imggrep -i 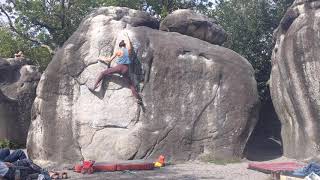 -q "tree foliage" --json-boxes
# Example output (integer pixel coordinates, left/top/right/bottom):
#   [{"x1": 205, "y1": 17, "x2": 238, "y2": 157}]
[
  {"x1": 211, "y1": 0, "x2": 294, "y2": 101},
  {"x1": 0, "y1": 27, "x2": 52, "y2": 71},
  {"x1": 144, "y1": 0, "x2": 213, "y2": 18}
]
